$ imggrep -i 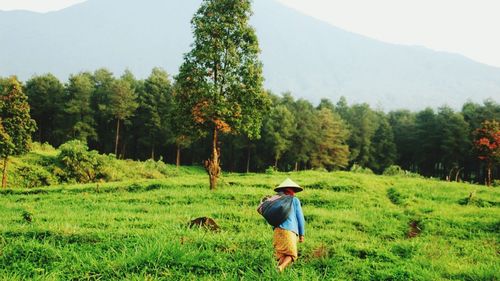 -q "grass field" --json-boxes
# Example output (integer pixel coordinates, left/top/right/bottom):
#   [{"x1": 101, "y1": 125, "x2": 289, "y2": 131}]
[{"x1": 0, "y1": 170, "x2": 498, "y2": 280}]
